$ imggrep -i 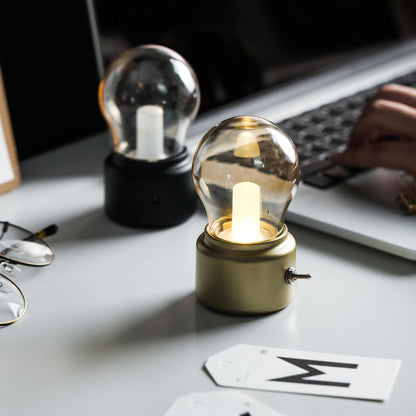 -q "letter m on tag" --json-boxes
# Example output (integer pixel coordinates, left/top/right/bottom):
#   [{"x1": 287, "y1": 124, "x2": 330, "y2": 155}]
[{"x1": 269, "y1": 357, "x2": 358, "y2": 387}]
